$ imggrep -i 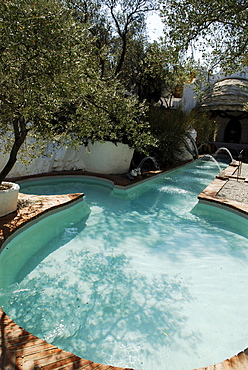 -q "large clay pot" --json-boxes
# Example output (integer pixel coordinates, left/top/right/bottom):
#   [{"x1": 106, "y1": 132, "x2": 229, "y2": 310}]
[
  {"x1": 80, "y1": 141, "x2": 134, "y2": 174},
  {"x1": 0, "y1": 182, "x2": 20, "y2": 218}
]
